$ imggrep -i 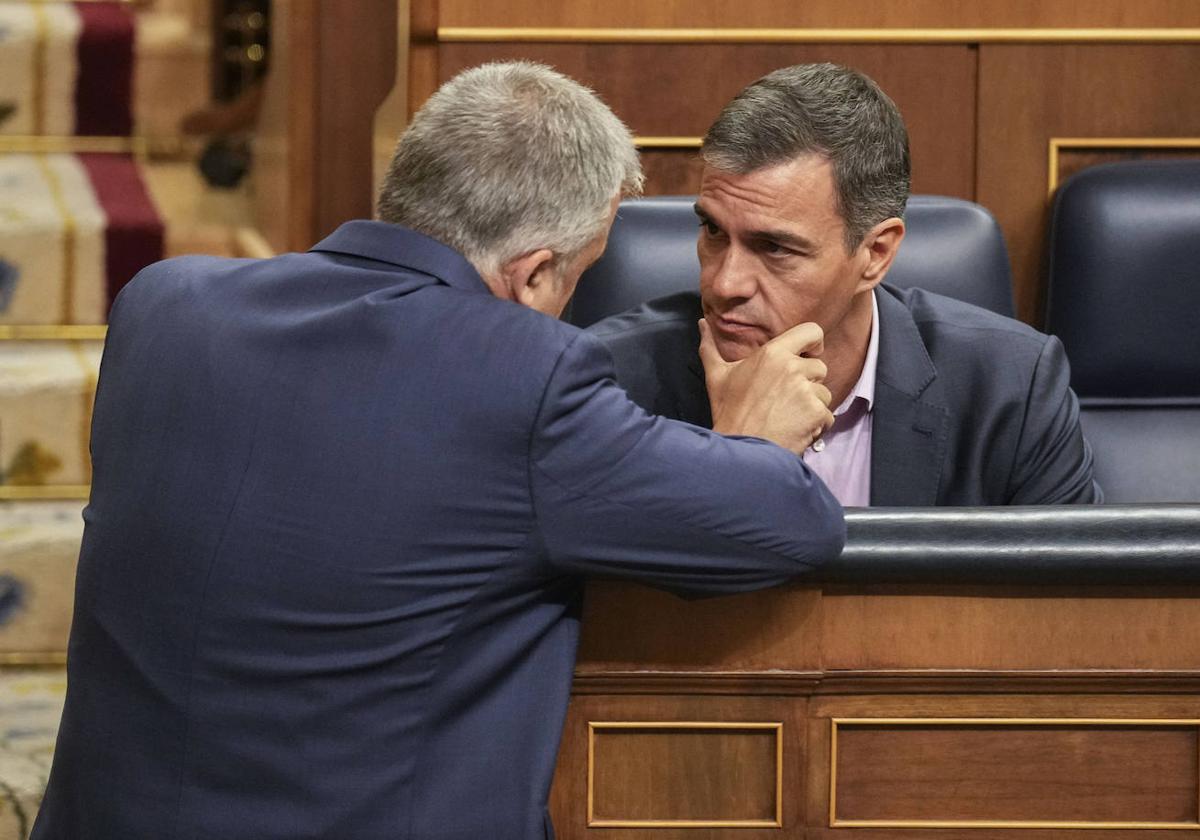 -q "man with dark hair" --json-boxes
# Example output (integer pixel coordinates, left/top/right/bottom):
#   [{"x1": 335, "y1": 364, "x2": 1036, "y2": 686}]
[
  {"x1": 32, "y1": 63, "x2": 844, "y2": 840},
  {"x1": 591, "y1": 63, "x2": 1101, "y2": 506}
]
